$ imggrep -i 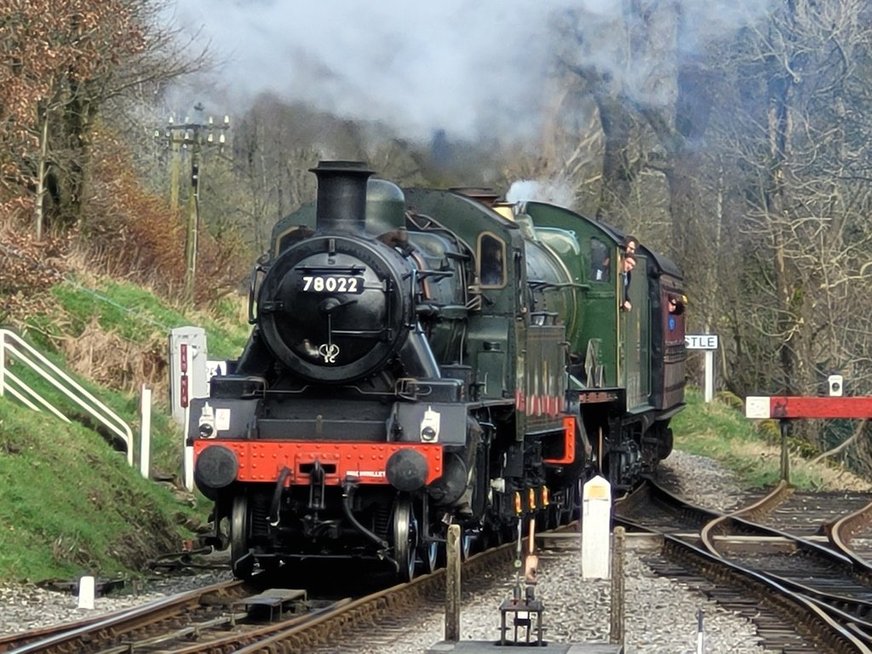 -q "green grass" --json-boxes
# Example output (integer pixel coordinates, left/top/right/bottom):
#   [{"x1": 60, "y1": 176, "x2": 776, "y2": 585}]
[
  {"x1": 672, "y1": 387, "x2": 848, "y2": 491},
  {"x1": 0, "y1": 276, "x2": 254, "y2": 581},
  {"x1": 48, "y1": 279, "x2": 249, "y2": 359},
  {"x1": 11, "y1": 277, "x2": 251, "y2": 476},
  {"x1": 0, "y1": 401, "x2": 194, "y2": 581}
]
